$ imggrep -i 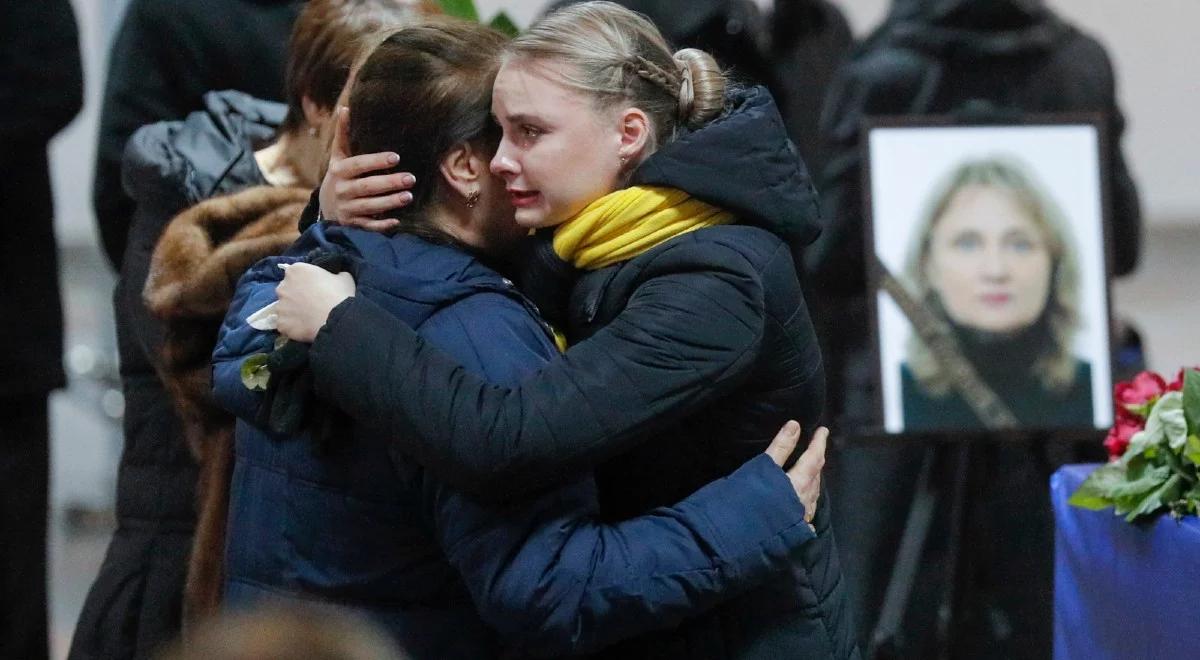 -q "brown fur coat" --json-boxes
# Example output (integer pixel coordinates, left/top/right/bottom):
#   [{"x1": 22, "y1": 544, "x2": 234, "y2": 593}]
[{"x1": 143, "y1": 184, "x2": 308, "y2": 624}]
